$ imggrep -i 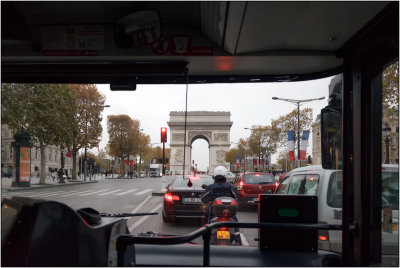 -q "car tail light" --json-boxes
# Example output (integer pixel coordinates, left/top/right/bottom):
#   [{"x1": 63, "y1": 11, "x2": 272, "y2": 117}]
[
  {"x1": 230, "y1": 199, "x2": 237, "y2": 206},
  {"x1": 213, "y1": 199, "x2": 223, "y2": 205},
  {"x1": 318, "y1": 230, "x2": 329, "y2": 241},
  {"x1": 164, "y1": 193, "x2": 179, "y2": 202},
  {"x1": 275, "y1": 182, "x2": 279, "y2": 187}
]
